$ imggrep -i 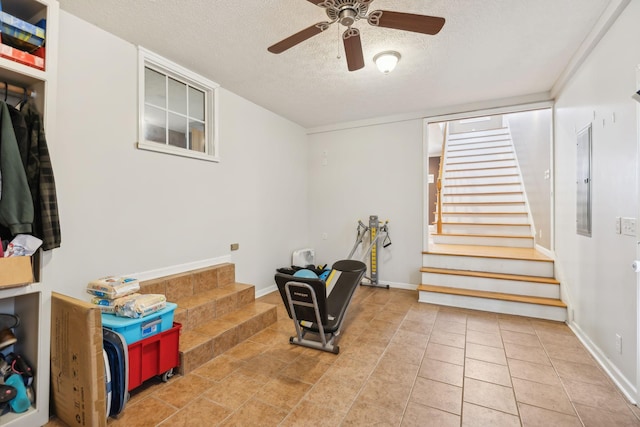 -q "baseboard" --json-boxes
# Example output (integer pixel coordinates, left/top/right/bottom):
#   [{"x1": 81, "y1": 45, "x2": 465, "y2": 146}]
[
  {"x1": 534, "y1": 244, "x2": 554, "y2": 259},
  {"x1": 568, "y1": 320, "x2": 637, "y2": 404},
  {"x1": 386, "y1": 281, "x2": 418, "y2": 291},
  {"x1": 256, "y1": 284, "x2": 277, "y2": 299},
  {"x1": 126, "y1": 254, "x2": 233, "y2": 282}
]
